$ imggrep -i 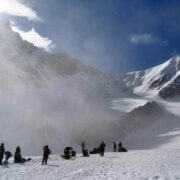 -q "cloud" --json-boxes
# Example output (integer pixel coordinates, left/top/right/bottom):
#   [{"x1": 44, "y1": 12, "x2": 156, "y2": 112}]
[
  {"x1": 12, "y1": 26, "x2": 56, "y2": 52},
  {"x1": 130, "y1": 33, "x2": 159, "y2": 44},
  {"x1": 0, "y1": 0, "x2": 42, "y2": 21}
]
